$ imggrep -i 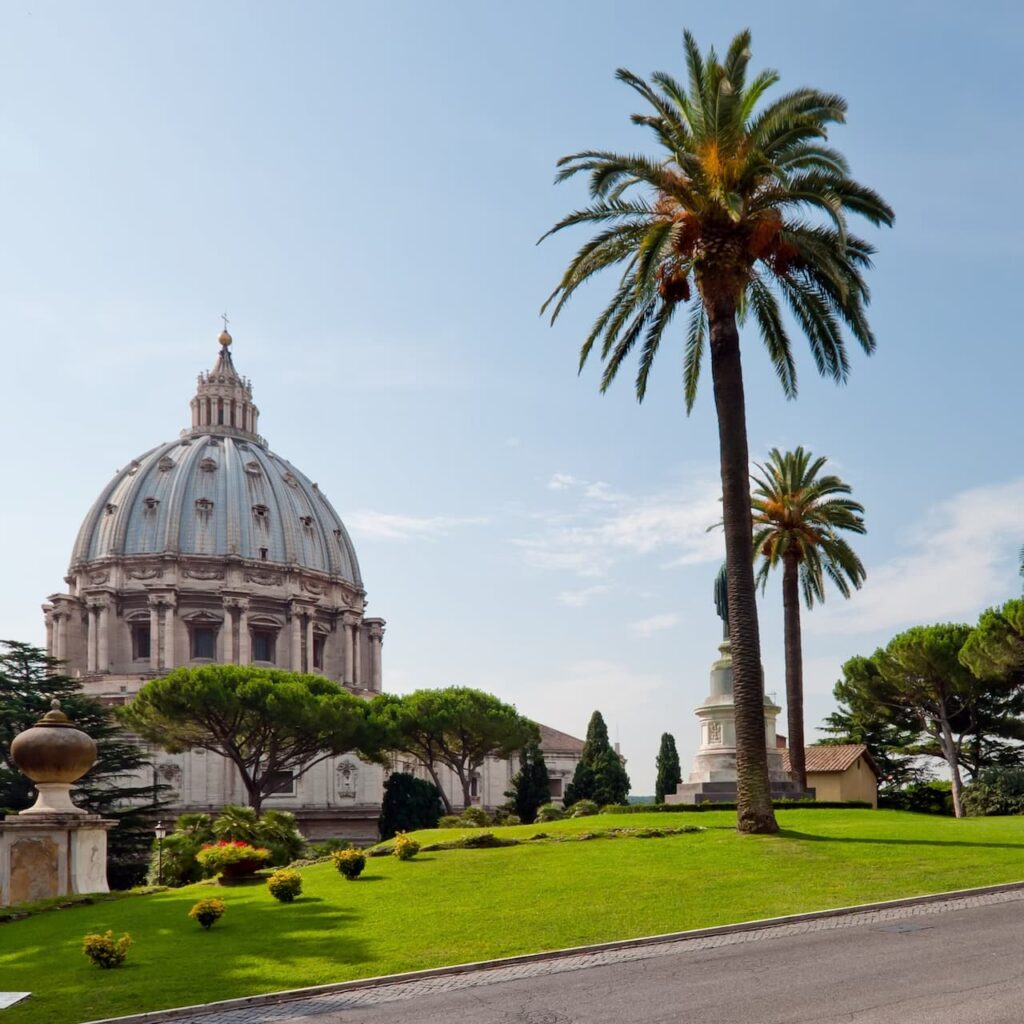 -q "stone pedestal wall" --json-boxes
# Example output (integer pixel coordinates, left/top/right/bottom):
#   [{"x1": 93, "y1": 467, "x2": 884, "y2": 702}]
[{"x1": 0, "y1": 814, "x2": 114, "y2": 906}]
